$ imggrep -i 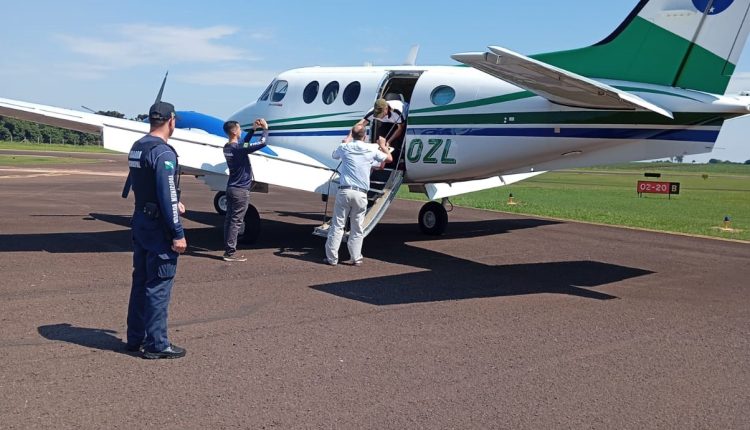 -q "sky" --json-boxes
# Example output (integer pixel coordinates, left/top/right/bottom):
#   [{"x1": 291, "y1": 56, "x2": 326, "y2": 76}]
[{"x1": 0, "y1": 0, "x2": 748, "y2": 162}]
